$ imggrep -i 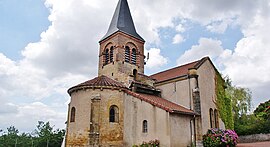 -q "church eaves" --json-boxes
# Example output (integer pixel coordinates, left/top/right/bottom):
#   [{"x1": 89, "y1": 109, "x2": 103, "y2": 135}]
[
  {"x1": 100, "y1": 0, "x2": 145, "y2": 42},
  {"x1": 124, "y1": 90, "x2": 197, "y2": 115},
  {"x1": 67, "y1": 75, "x2": 127, "y2": 95}
]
